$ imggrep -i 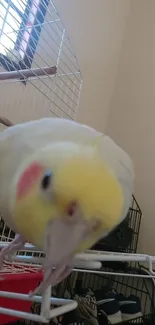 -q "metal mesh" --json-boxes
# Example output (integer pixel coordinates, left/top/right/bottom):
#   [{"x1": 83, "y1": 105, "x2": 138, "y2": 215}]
[{"x1": 0, "y1": 0, "x2": 82, "y2": 123}]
